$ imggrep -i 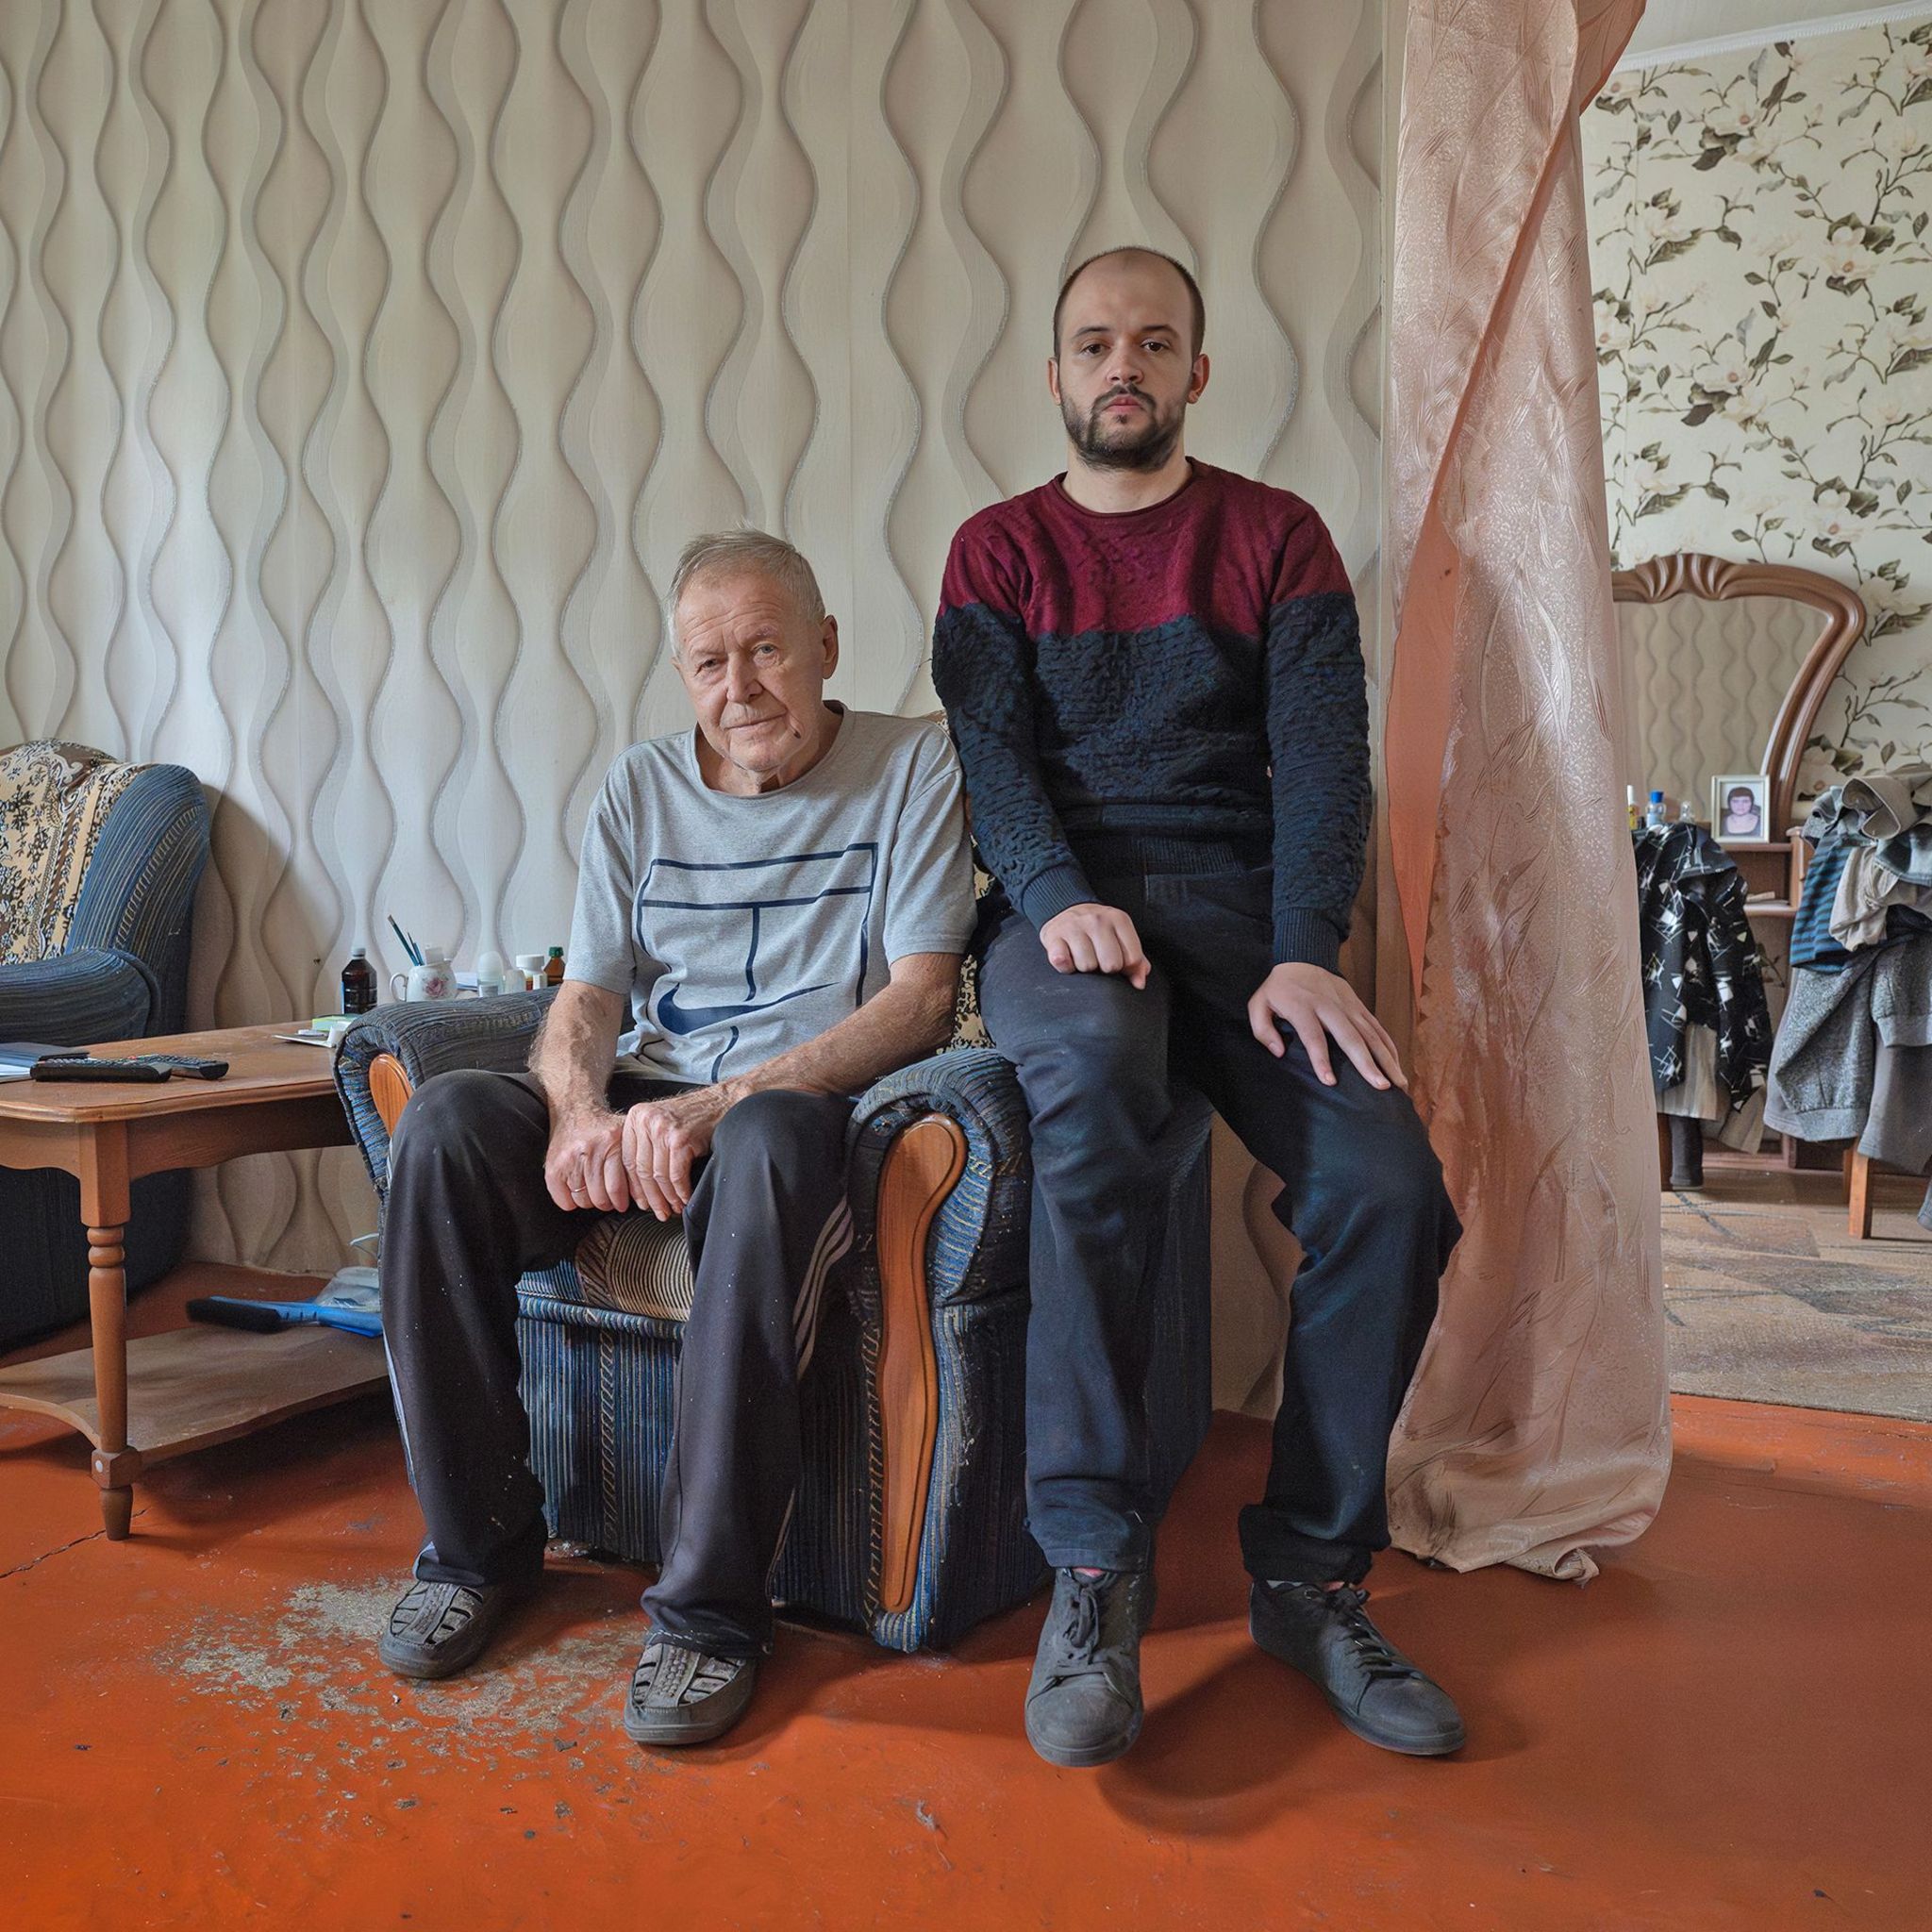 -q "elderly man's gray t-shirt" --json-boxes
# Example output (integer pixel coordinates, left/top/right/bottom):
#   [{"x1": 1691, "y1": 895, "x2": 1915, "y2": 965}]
[{"x1": 566, "y1": 708, "x2": 974, "y2": 1085}]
